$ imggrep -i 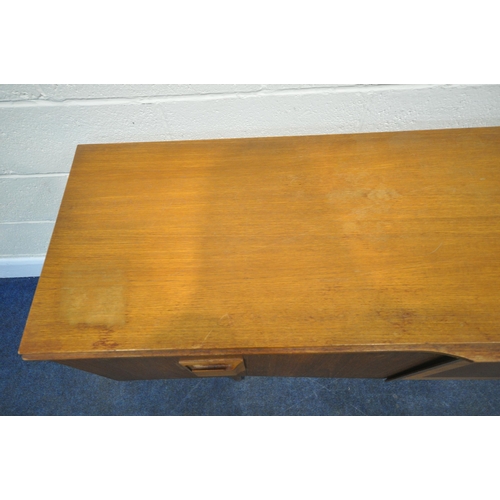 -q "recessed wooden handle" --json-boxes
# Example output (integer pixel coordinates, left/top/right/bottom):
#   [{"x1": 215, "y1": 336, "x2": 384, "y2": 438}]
[{"x1": 179, "y1": 358, "x2": 246, "y2": 378}]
